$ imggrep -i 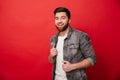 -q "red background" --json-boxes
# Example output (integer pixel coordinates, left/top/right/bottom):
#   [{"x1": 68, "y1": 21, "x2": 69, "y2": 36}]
[{"x1": 0, "y1": 0, "x2": 120, "y2": 80}]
